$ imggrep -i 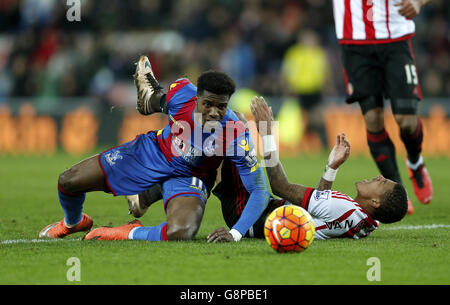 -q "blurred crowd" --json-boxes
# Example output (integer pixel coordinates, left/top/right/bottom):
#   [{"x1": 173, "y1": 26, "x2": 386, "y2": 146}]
[{"x1": 0, "y1": 0, "x2": 448, "y2": 108}]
